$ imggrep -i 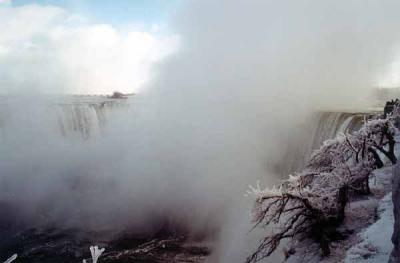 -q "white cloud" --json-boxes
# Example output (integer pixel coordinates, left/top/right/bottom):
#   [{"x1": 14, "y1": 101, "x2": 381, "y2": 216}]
[
  {"x1": 0, "y1": 0, "x2": 11, "y2": 5},
  {"x1": 0, "y1": 4, "x2": 178, "y2": 94}
]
